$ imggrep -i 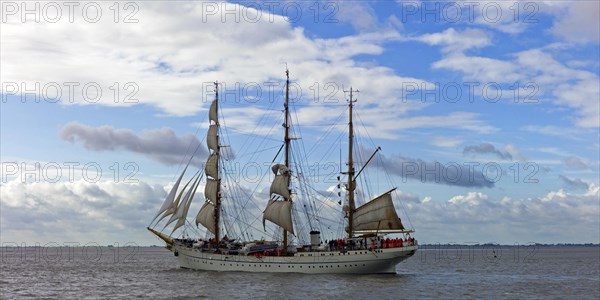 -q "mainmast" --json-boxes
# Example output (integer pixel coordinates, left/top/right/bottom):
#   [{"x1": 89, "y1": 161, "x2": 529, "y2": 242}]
[
  {"x1": 262, "y1": 69, "x2": 295, "y2": 253},
  {"x1": 346, "y1": 88, "x2": 358, "y2": 238},
  {"x1": 214, "y1": 81, "x2": 221, "y2": 245},
  {"x1": 283, "y1": 69, "x2": 291, "y2": 255}
]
